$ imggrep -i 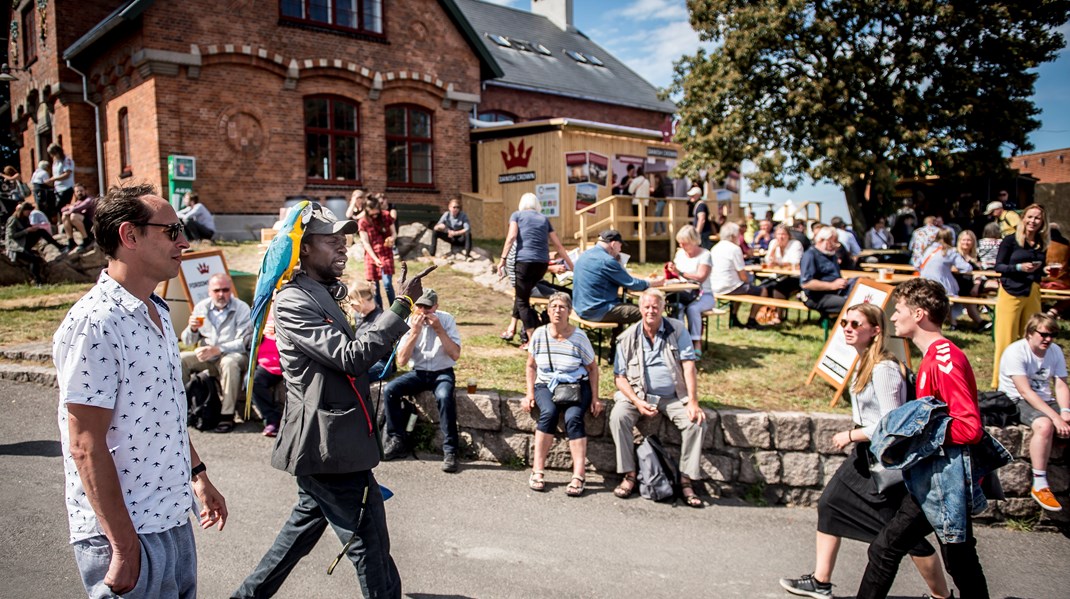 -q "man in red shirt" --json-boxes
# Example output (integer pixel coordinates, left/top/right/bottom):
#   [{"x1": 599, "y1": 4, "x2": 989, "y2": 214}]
[{"x1": 857, "y1": 278, "x2": 988, "y2": 599}]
